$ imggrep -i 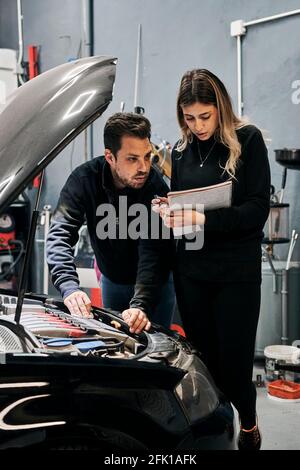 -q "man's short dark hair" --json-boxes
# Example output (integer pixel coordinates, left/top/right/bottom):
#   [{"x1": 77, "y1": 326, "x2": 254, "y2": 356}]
[{"x1": 104, "y1": 112, "x2": 151, "y2": 156}]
